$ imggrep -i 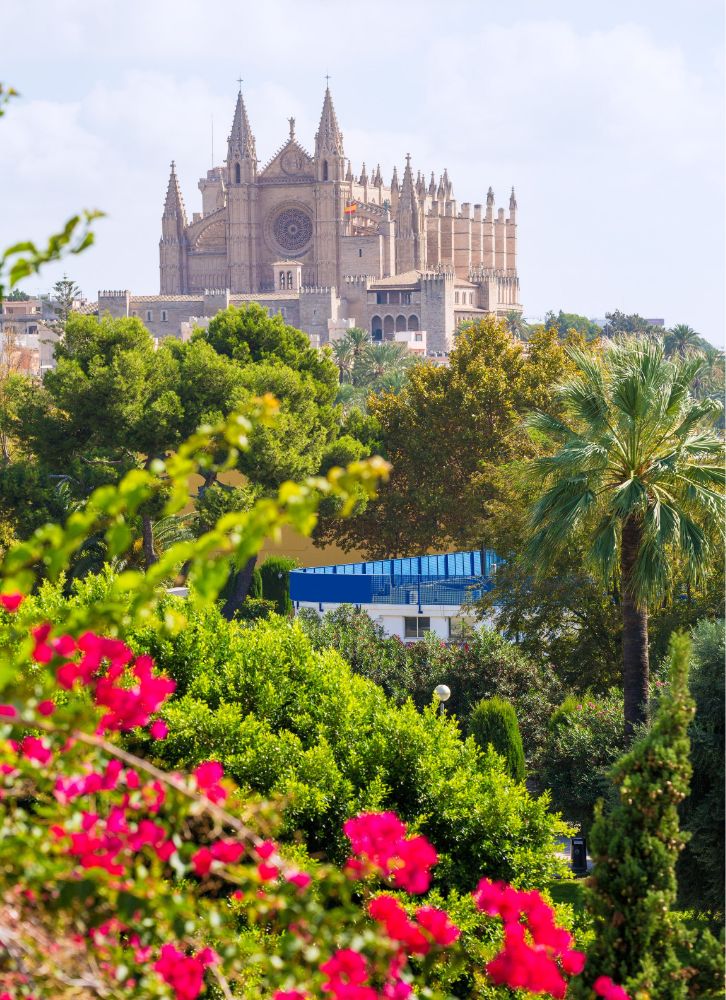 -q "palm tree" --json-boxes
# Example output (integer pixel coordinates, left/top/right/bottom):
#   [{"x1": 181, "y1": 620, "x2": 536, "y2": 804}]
[
  {"x1": 664, "y1": 323, "x2": 700, "y2": 358},
  {"x1": 356, "y1": 341, "x2": 415, "y2": 390},
  {"x1": 332, "y1": 338, "x2": 356, "y2": 383},
  {"x1": 504, "y1": 309, "x2": 528, "y2": 341},
  {"x1": 524, "y1": 338, "x2": 724, "y2": 737}
]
